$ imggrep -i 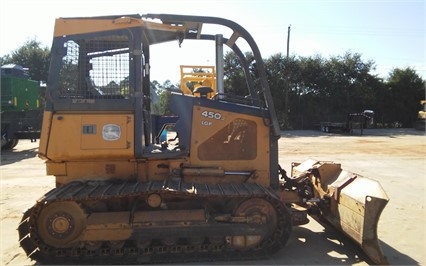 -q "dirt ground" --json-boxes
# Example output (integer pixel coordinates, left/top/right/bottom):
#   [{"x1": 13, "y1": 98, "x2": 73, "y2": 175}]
[{"x1": 1, "y1": 128, "x2": 425, "y2": 265}]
